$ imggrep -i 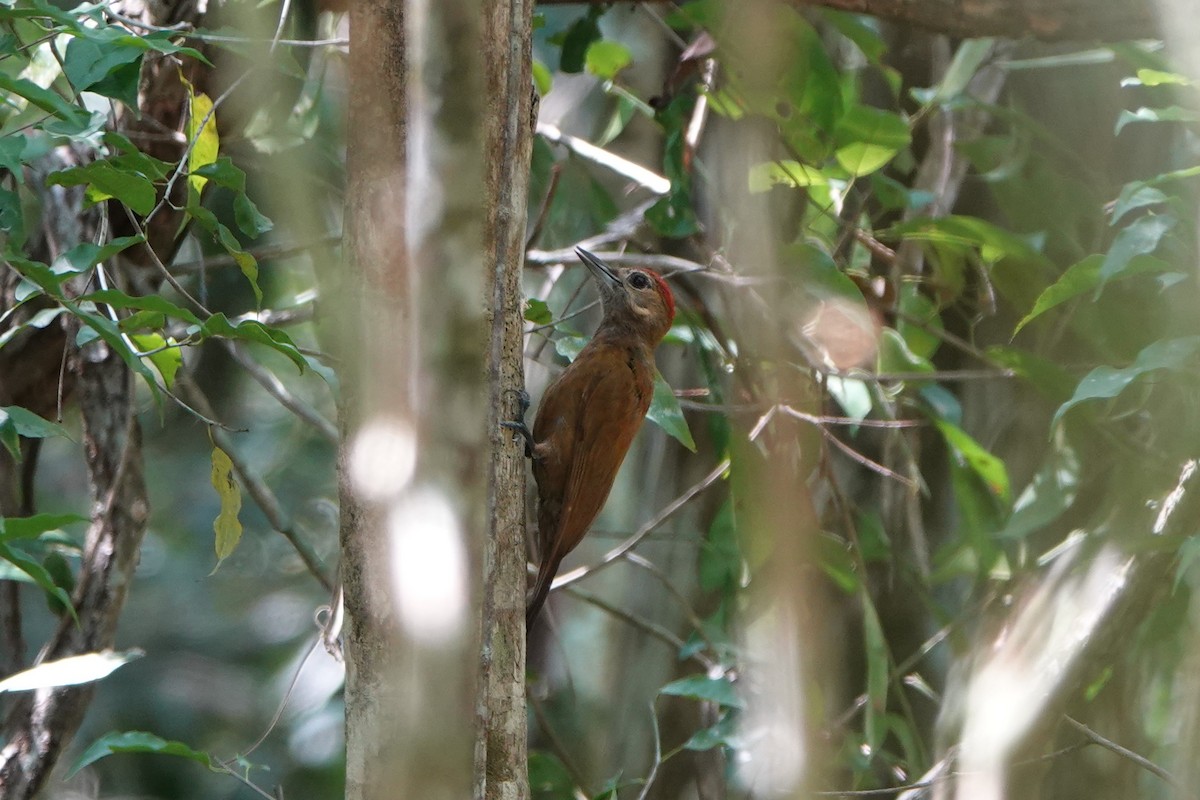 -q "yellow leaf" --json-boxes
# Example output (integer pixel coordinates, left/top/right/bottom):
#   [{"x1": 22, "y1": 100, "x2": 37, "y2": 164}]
[
  {"x1": 209, "y1": 444, "x2": 242, "y2": 569},
  {"x1": 129, "y1": 333, "x2": 182, "y2": 389},
  {"x1": 183, "y1": 77, "x2": 218, "y2": 207}
]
